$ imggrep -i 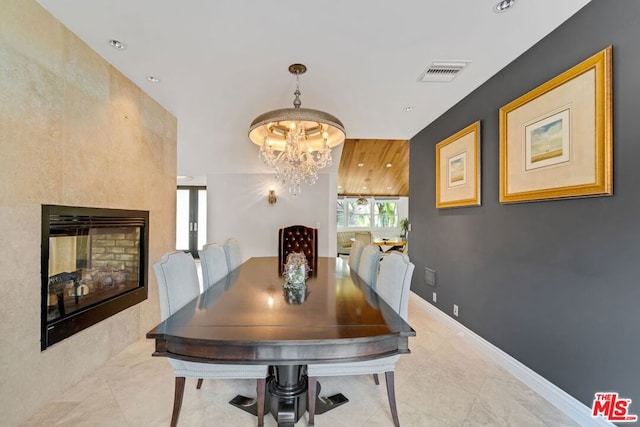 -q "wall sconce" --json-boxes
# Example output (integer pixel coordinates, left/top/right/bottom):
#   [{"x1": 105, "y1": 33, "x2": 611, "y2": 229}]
[{"x1": 268, "y1": 187, "x2": 277, "y2": 205}]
